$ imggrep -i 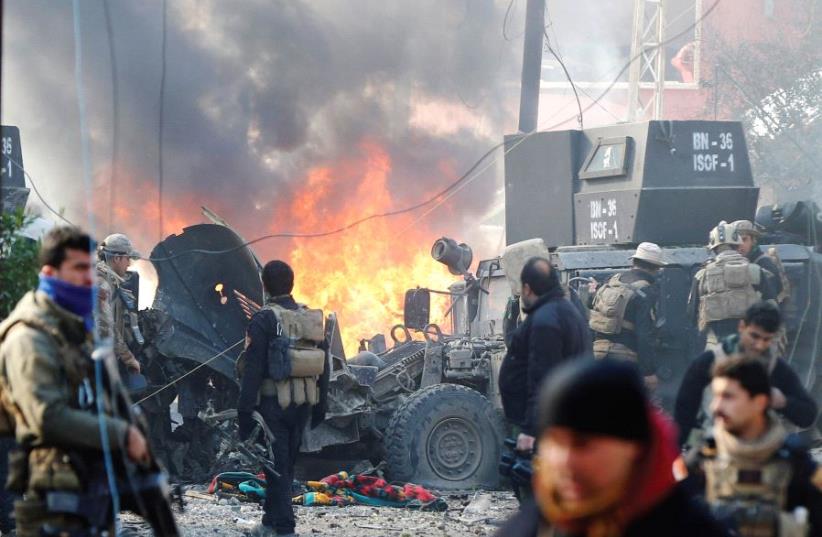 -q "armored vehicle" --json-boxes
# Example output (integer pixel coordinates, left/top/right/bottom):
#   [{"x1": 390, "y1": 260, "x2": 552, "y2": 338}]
[{"x1": 498, "y1": 119, "x2": 822, "y2": 411}]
